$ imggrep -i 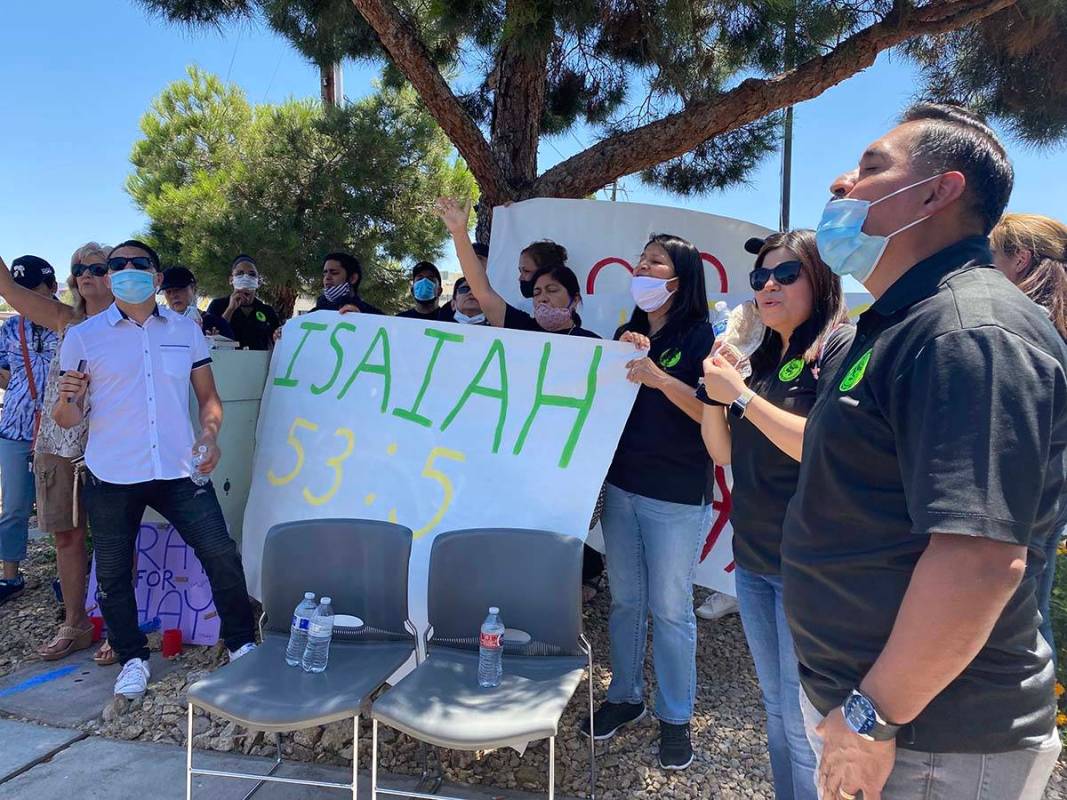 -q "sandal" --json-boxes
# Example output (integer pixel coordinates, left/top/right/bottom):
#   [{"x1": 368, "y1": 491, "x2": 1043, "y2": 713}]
[
  {"x1": 94, "y1": 640, "x2": 118, "y2": 666},
  {"x1": 38, "y1": 623, "x2": 95, "y2": 662}
]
